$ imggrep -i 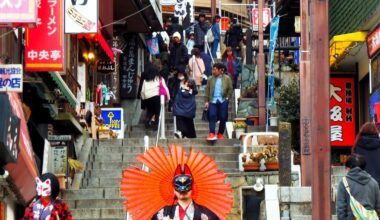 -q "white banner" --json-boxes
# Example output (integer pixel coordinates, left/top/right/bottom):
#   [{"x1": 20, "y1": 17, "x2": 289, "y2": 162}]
[
  {"x1": 0, "y1": 64, "x2": 23, "y2": 93},
  {"x1": 174, "y1": 0, "x2": 194, "y2": 23},
  {"x1": 160, "y1": 0, "x2": 176, "y2": 5},
  {"x1": 64, "y1": 0, "x2": 98, "y2": 33}
]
